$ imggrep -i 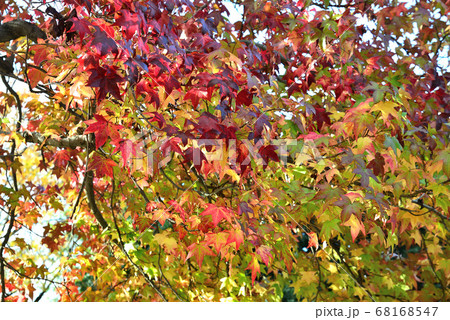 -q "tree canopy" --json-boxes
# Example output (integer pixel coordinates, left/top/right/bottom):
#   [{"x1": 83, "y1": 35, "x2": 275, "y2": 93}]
[{"x1": 0, "y1": 0, "x2": 449, "y2": 302}]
